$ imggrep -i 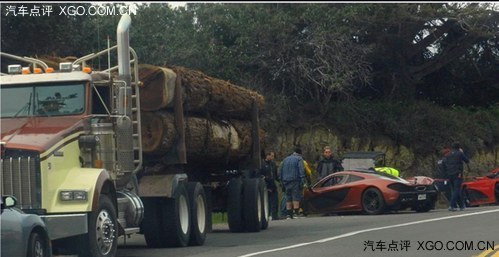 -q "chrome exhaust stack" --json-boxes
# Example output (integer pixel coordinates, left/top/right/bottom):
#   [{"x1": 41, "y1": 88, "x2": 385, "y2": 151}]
[
  {"x1": 115, "y1": 14, "x2": 134, "y2": 189},
  {"x1": 117, "y1": 14, "x2": 131, "y2": 80}
]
